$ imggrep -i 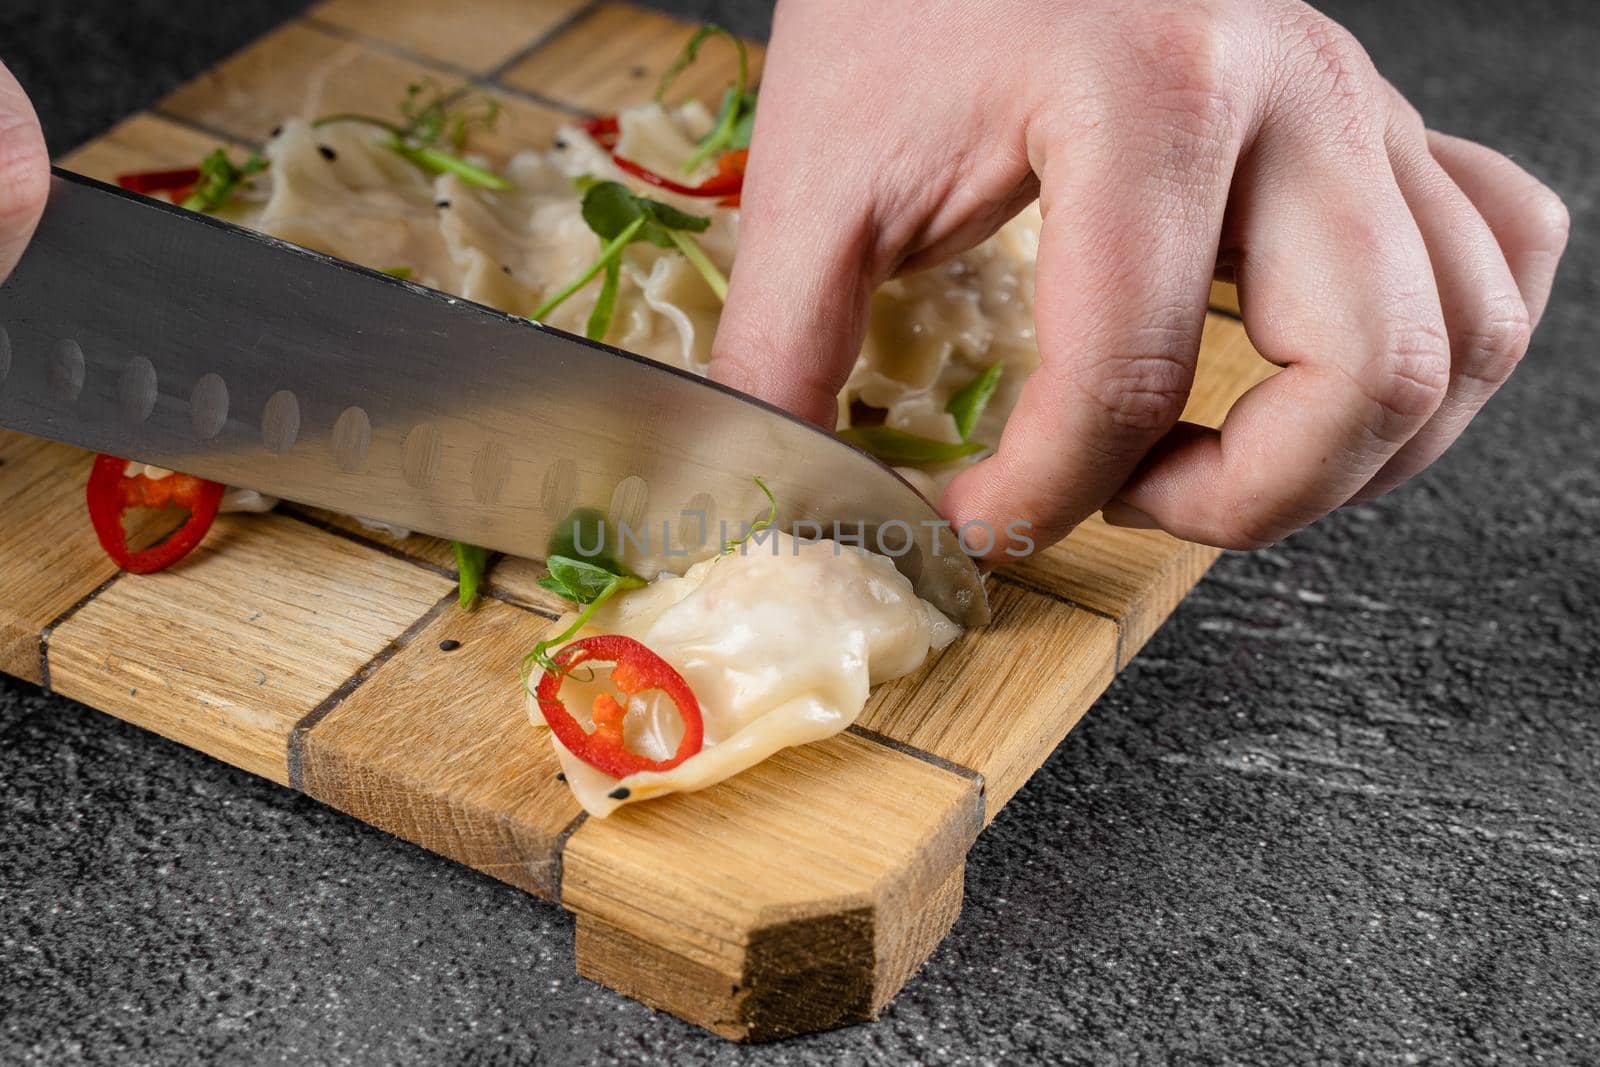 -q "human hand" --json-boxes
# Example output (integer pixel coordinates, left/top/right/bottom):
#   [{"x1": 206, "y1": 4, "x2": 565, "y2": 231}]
[
  {"x1": 0, "y1": 59, "x2": 48, "y2": 284},
  {"x1": 709, "y1": 0, "x2": 1569, "y2": 556}
]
